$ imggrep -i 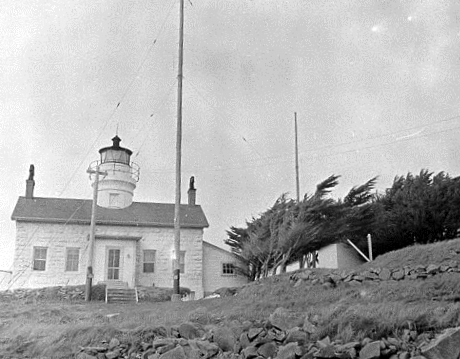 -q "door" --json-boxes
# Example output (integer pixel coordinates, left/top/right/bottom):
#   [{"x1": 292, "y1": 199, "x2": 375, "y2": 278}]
[{"x1": 107, "y1": 248, "x2": 121, "y2": 280}]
